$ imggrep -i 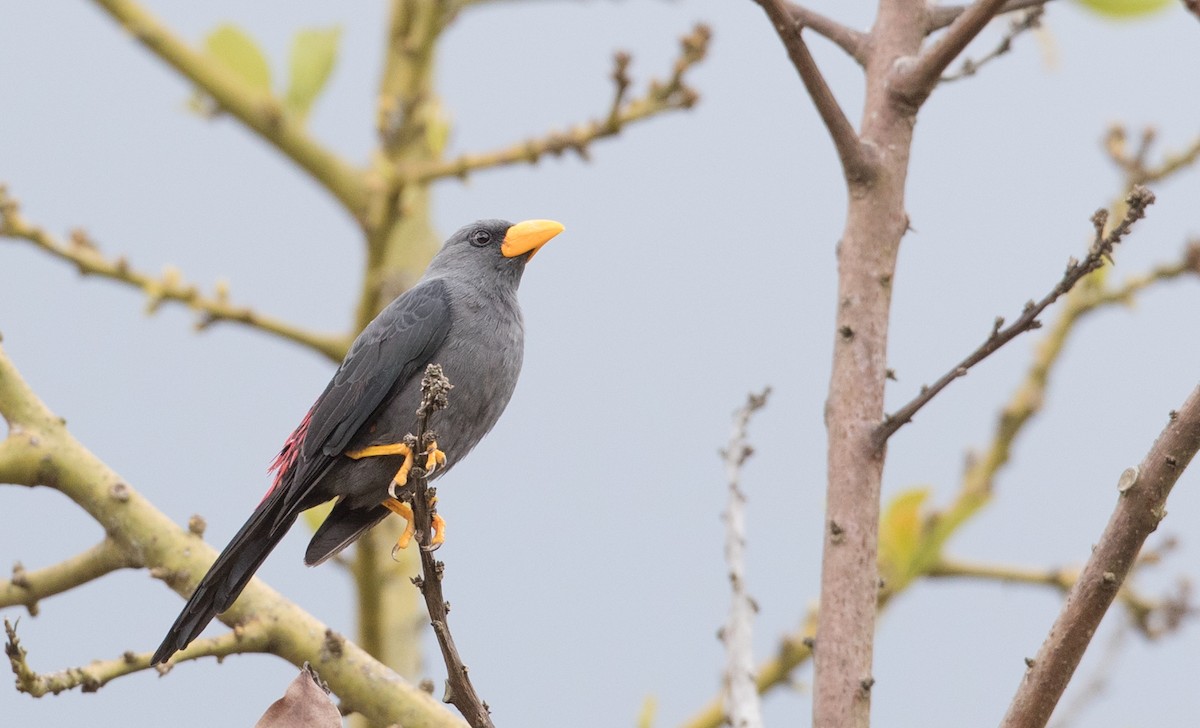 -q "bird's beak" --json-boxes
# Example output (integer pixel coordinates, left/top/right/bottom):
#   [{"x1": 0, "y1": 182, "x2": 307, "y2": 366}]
[{"x1": 501, "y1": 219, "x2": 565, "y2": 260}]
